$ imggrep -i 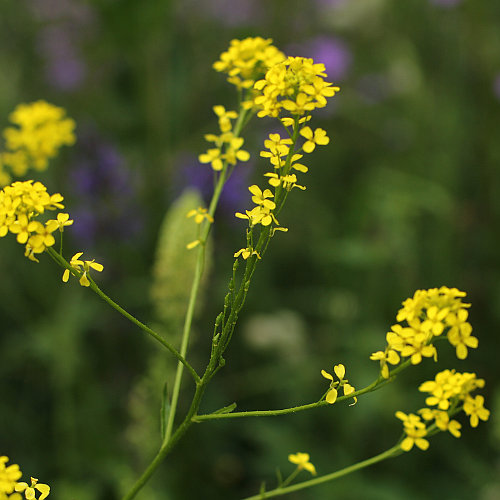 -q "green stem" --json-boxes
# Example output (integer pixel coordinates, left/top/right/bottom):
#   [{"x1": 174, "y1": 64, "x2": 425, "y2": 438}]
[
  {"x1": 45, "y1": 247, "x2": 200, "y2": 383},
  {"x1": 162, "y1": 105, "x2": 251, "y2": 444},
  {"x1": 241, "y1": 444, "x2": 403, "y2": 500},
  {"x1": 193, "y1": 375, "x2": 392, "y2": 422}
]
